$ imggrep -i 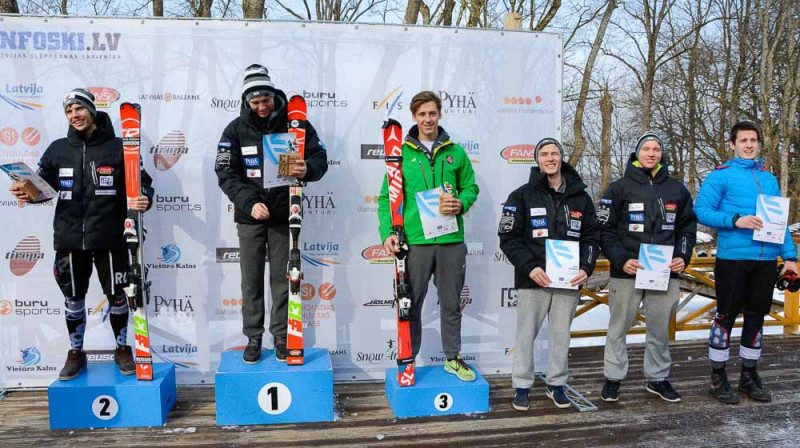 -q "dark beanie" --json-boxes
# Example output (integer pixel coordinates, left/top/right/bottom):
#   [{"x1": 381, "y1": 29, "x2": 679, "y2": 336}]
[
  {"x1": 534, "y1": 137, "x2": 564, "y2": 163},
  {"x1": 63, "y1": 88, "x2": 96, "y2": 116},
  {"x1": 635, "y1": 132, "x2": 663, "y2": 158},
  {"x1": 243, "y1": 64, "x2": 276, "y2": 103}
]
